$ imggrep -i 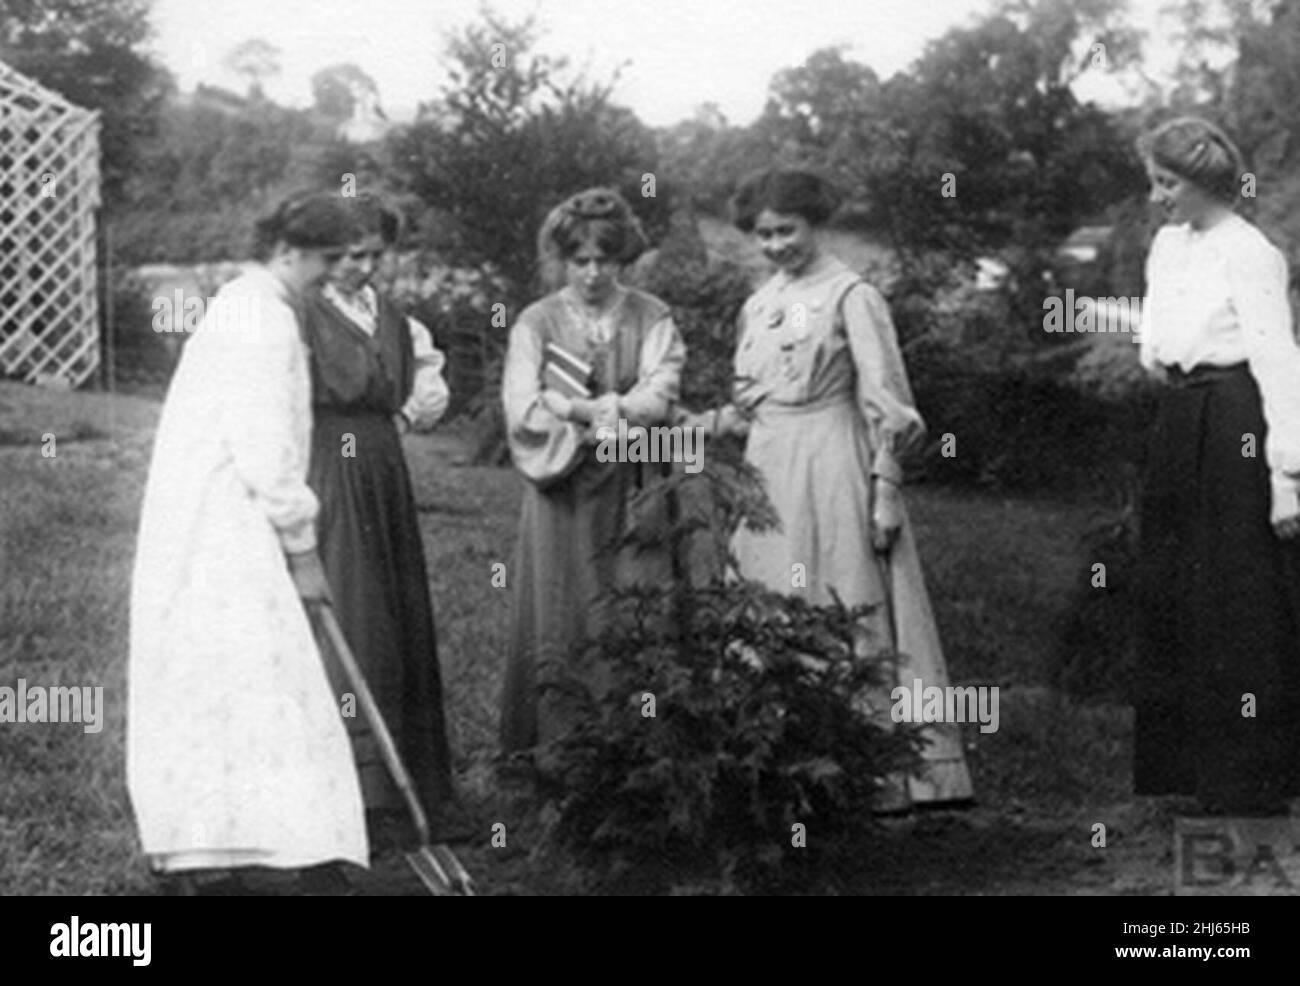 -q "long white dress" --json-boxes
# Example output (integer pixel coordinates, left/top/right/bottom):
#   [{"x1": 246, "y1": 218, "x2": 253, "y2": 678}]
[{"x1": 127, "y1": 267, "x2": 368, "y2": 872}]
